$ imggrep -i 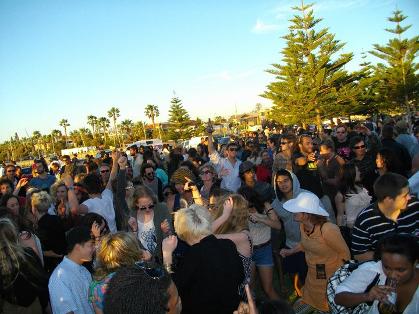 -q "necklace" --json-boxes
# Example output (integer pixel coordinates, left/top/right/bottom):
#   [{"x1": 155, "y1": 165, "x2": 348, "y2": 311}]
[{"x1": 304, "y1": 224, "x2": 316, "y2": 236}]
